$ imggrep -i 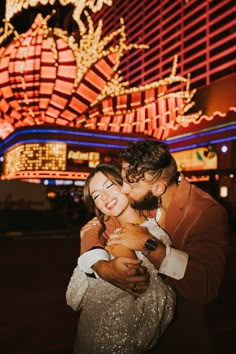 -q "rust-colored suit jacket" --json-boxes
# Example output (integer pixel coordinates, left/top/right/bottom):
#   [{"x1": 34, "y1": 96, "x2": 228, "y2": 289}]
[{"x1": 81, "y1": 176, "x2": 229, "y2": 354}]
